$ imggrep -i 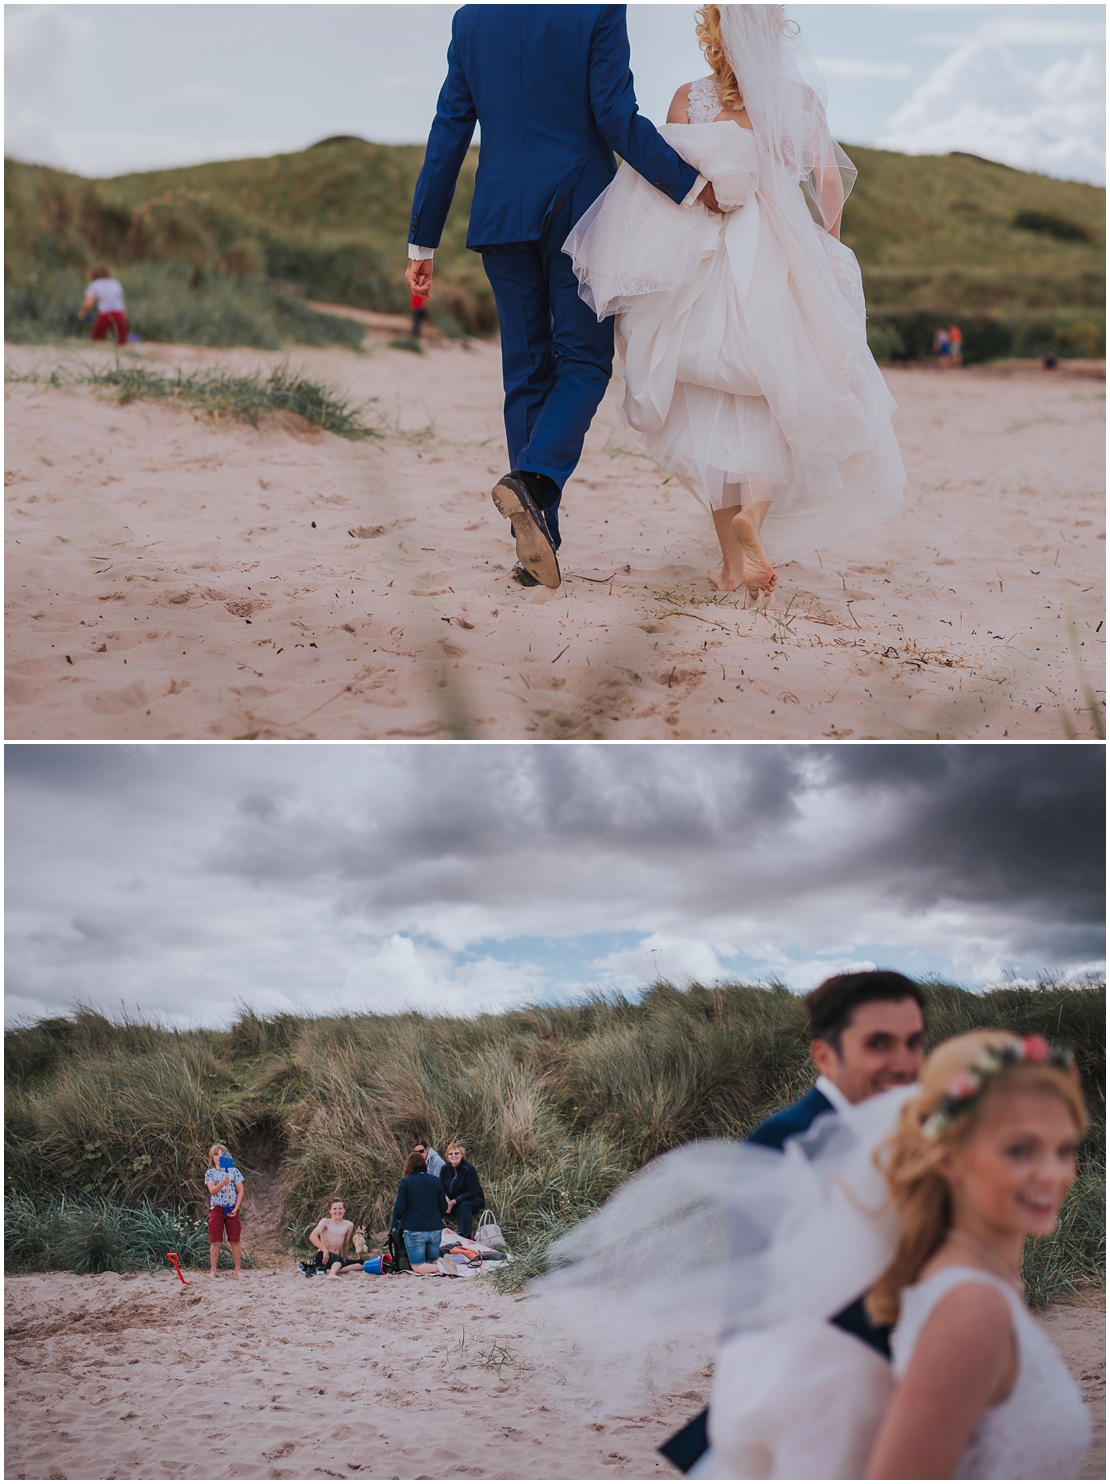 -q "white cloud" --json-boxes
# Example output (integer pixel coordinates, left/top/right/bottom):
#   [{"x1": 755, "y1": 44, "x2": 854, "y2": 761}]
[
  {"x1": 339, "y1": 935, "x2": 549, "y2": 1018},
  {"x1": 587, "y1": 933, "x2": 741, "y2": 990},
  {"x1": 979, "y1": 18, "x2": 1106, "y2": 47},
  {"x1": 50, "y1": 129, "x2": 299, "y2": 179},
  {"x1": 4, "y1": 7, "x2": 89, "y2": 166},
  {"x1": 815, "y1": 57, "x2": 913, "y2": 80},
  {"x1": 879, "y1": 42, "x2": 1105, "y2": 183},
  {"x1": 914, "y1": 20, "x2": 1105, "y2": 49}
]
